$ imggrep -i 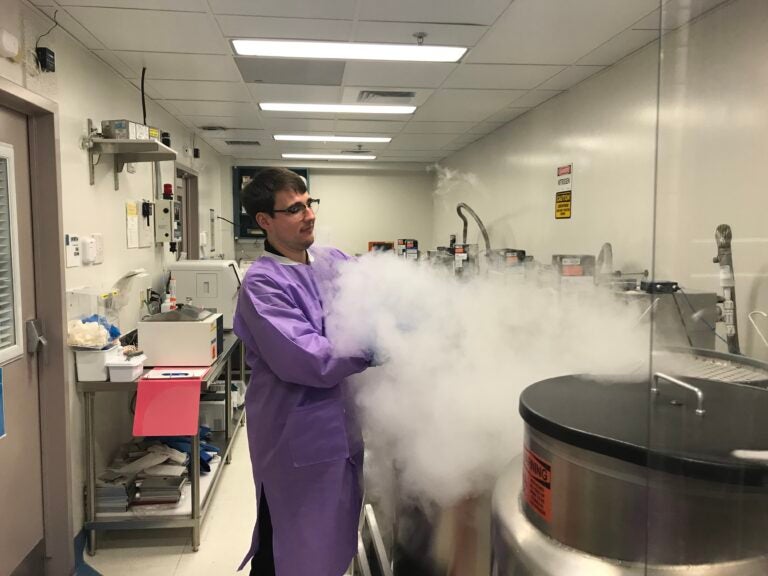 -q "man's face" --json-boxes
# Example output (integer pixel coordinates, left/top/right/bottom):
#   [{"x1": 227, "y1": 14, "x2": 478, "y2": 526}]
[{"x1": 258, "y1": 188, "x2": 316, "y2": 252}]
